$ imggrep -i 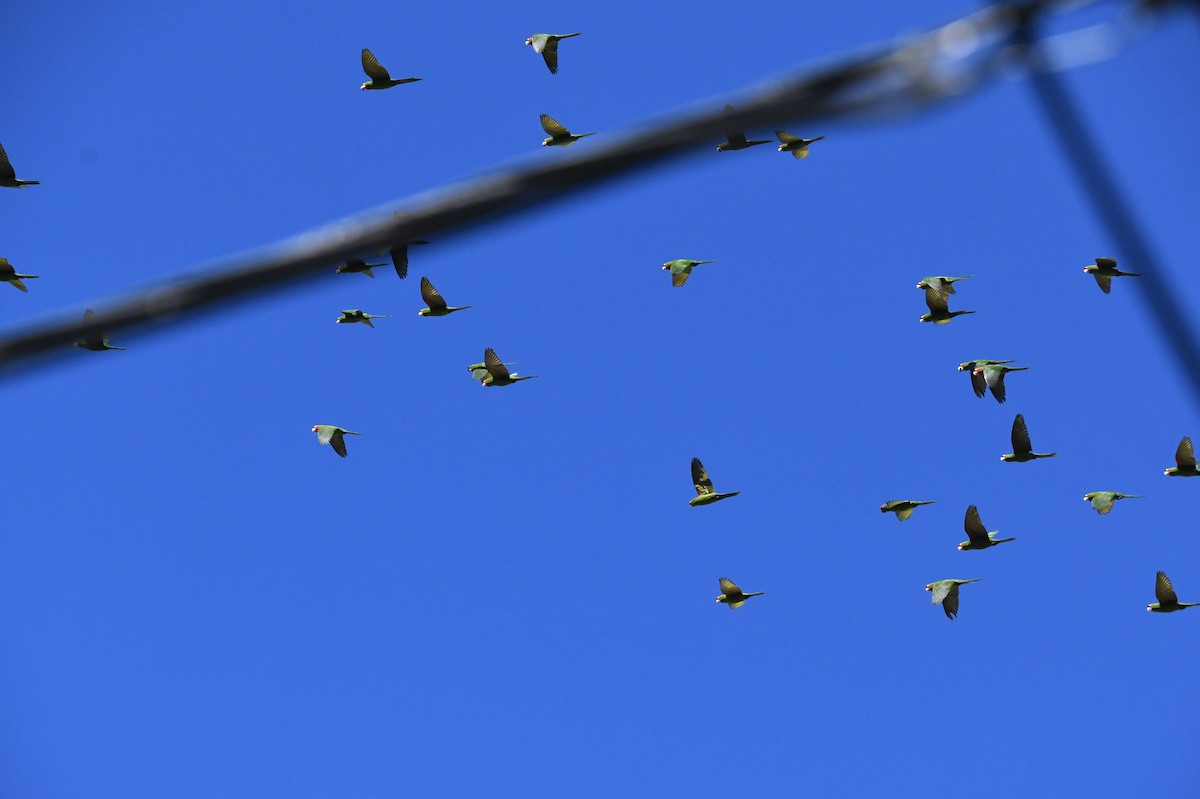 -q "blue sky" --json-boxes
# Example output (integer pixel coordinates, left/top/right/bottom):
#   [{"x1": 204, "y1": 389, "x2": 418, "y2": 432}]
[{"x1": 2, "y1": 1, "x2": 1199, "y2": 796}]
